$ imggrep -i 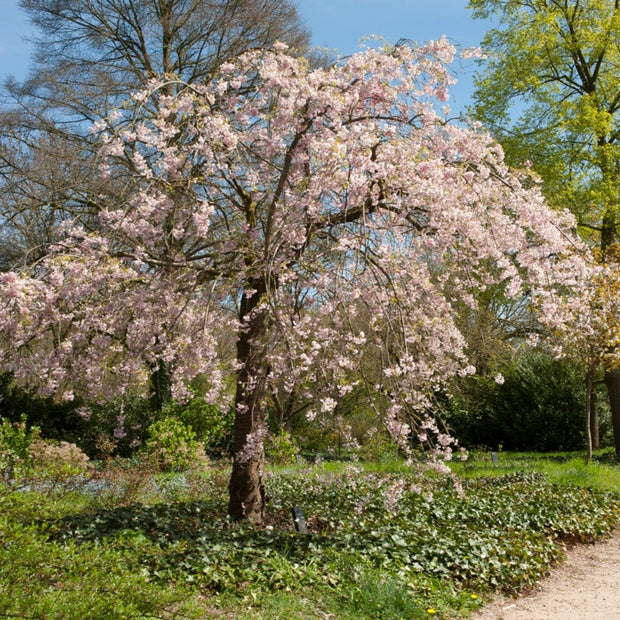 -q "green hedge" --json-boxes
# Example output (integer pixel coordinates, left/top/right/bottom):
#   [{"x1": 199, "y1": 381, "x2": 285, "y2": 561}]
[{"x1": 441, "y1": 352, "x2": 610, "y2": 451}]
